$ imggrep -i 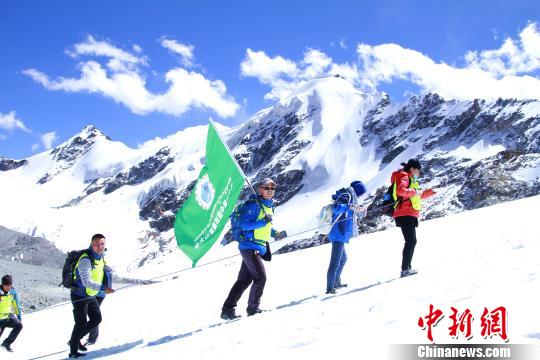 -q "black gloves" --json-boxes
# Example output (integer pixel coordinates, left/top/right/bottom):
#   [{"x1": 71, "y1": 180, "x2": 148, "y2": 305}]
[
  {"x1": 274, "y1": 230, "x2": 288, "y2": 240},
  {"x1": 263, "y1": 213, "x2": 273, "y2": 223}
]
